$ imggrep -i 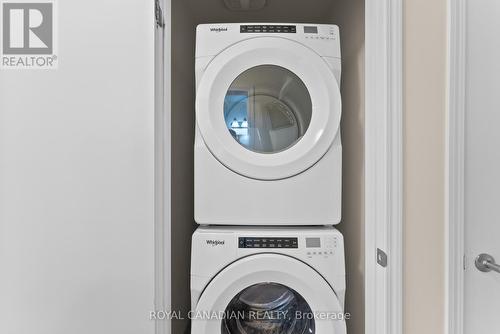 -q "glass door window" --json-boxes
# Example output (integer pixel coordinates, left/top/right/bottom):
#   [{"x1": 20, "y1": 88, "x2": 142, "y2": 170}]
[
  {"x1": 221, "y1": 282, "x2": 315, "y2": 334},
  {"x1": 224, "y1": 65, "x2": 312, "y2": 154}
]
